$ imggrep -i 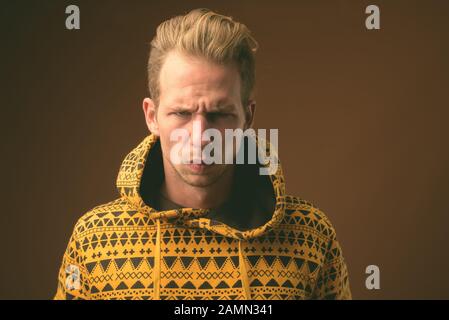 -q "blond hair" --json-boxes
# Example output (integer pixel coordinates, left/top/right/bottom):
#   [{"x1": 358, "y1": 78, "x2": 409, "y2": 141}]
[{"x1": 147, "y1": 8, "x2": 258, "y2": 107}]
